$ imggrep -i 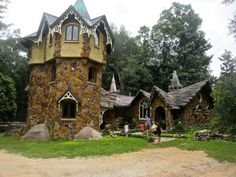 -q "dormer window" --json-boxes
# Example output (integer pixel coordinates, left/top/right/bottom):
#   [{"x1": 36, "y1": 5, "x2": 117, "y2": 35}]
[
  {"x1": 65, "y1": 25, "x2": 79, "y2": 41},
  {"x1": 94, "y1": 30, "x2": 99, "y2": 47}
]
